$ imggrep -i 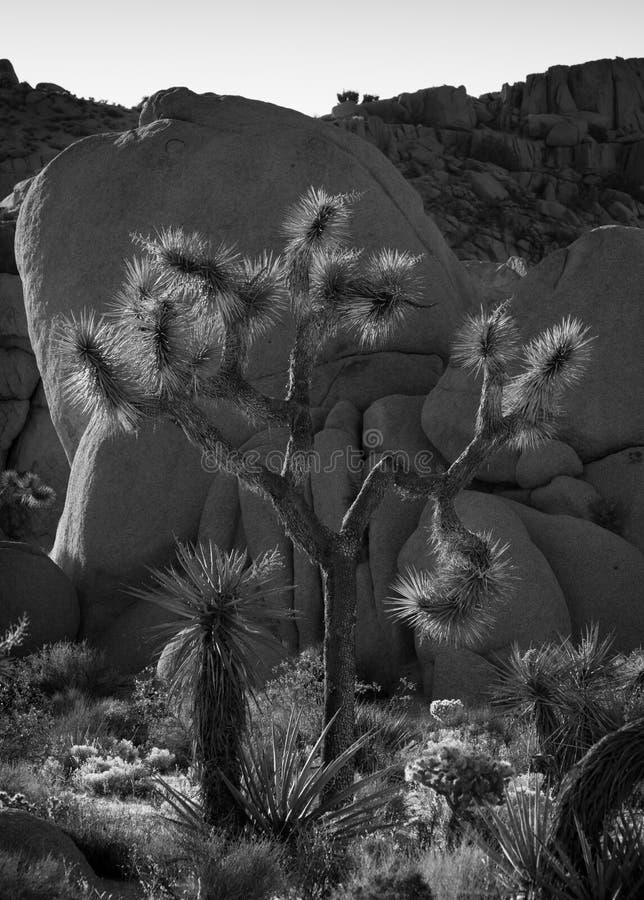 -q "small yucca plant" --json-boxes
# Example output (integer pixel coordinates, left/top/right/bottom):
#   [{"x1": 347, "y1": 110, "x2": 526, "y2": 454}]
[
  {"x1": 389, "y1": 302, "x2": 592, "y2": 649},
  {"x1": 490, "y1": 626, "x2": 625, "y2": 779},
  {"x1": 130, "y1": 539, "x2": 292, "y2": 828}
]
